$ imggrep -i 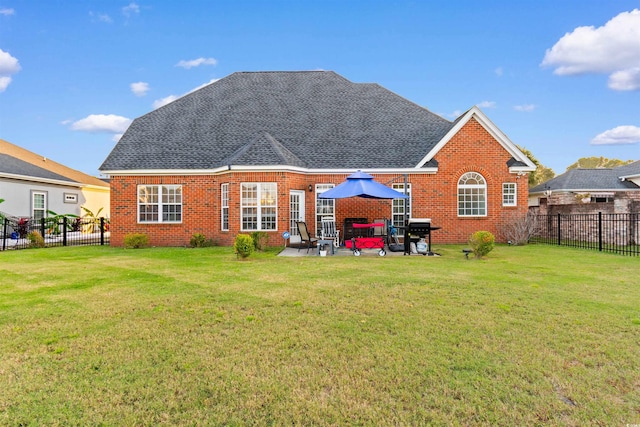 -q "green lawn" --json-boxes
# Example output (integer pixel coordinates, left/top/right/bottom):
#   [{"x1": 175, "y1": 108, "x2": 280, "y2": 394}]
[{"x1": 0, "y1": 245, "x2": 638, "y2": 425}]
